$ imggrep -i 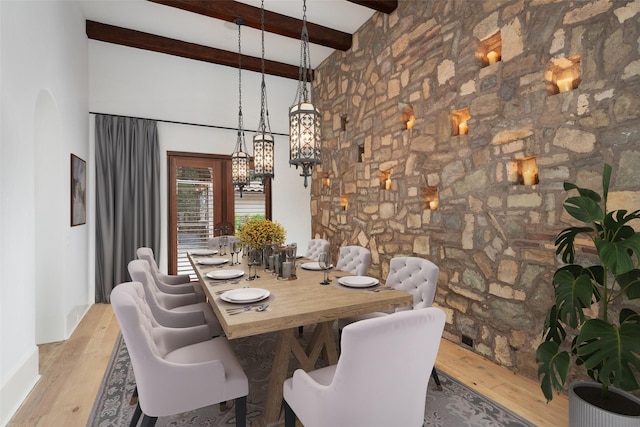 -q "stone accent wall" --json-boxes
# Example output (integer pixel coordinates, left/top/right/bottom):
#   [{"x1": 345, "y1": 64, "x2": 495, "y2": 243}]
[{"x1": 310, "y1": 0, "x2": 640, "y2": 381}]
